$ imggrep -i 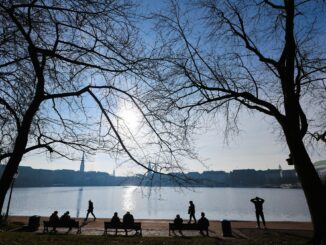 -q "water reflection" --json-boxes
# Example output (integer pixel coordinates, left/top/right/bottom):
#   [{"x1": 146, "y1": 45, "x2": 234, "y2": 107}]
[
  {"x1": 147, "y1": 188, "x2": 160, "y2": 217},
  {"x1": 8, "y1": 187, "x2": 310, "y2": 221},
  {"x1": 122, "y1": 186, "x2": 136, "y2": 212},
  {"x1": 76, "y1": 187, "x2": 84, "y2": 218}
]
